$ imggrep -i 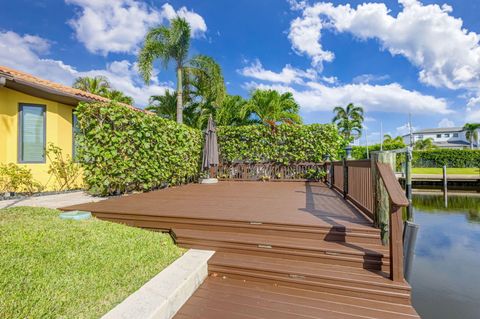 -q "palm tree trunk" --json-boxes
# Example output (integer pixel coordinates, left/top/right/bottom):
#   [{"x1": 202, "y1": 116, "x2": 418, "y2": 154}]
[{"x1": 176, "y1": 67, "x2": 183, "y2": 124}]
